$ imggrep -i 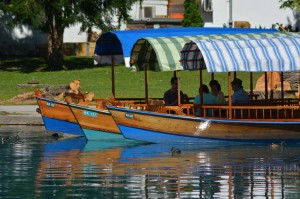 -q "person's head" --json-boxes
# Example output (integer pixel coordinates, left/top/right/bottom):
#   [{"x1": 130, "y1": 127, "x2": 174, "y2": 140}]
[
  {"x1": 199, "y1": 84, "x2": 209, "y2": 94},
  {"x1": 231, "y1": 78, "x2": 243, "y2": 91},
  {"x1": 170, "y1": 76, "x2": 178, "y2": 90},
  {"x1": 209, "y1": 80, "x2": 221, "y2": 95},
  {"x1": 209, "y1": 80, "x2": 219, "y2": 87}
]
